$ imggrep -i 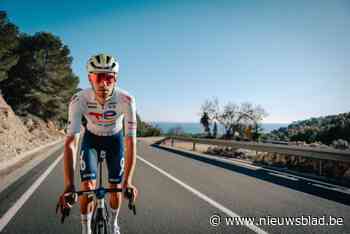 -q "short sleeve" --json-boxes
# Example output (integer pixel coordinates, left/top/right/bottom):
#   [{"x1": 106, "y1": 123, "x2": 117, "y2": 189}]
[
  {"x1": 123, "y1": 96, "x2": 137, "y2": 137},
  {"x1": 66, "y1": 93, "x2": 82, "y2": 136}
]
